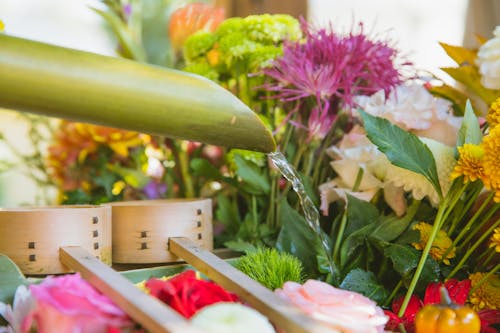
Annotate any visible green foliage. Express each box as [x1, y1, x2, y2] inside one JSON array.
[[0, 254, 28, 307], [456, 100, 482, 148], [235, 247, 304, 290], [340, 269, 389, 304], [276, 200, 320, 276], [359, 110, 442, 199]]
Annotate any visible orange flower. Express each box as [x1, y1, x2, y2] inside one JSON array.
[[481, 126, 500, 202], [168, 3, 225, 52], [451, 143, 486, 183], [487, 97, 500, 129], [46, 121, 148, 191]]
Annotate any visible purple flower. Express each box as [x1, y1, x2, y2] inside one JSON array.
[[262, 20, 406, 141], [143, 180, 167, 199]]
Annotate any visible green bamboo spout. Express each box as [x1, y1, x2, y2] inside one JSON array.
[[0, 34, 276, 152]]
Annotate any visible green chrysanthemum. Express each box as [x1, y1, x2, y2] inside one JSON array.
[[235, 248, 304, 290]]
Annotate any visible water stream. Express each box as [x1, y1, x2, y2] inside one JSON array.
[[268, 151, 335, 276]]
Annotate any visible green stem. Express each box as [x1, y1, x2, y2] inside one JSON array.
[[446, 183, 482, 235], [384, 280, 403, 307], [456, 200, 499, 253], [448, 191, 495, 257], [177, 143, 195, 198], [267, 173, 277, 229], [398, 199, 448, 317], [448, 216, 500, 278], [333, 211, 348, 264], [478, 248, 497, 270]]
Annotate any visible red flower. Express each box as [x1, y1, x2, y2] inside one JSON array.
[[145, 270, 240, 318], [385, 279, 471, 332], [478, 309, 500, 333]]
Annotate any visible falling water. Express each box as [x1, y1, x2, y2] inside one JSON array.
[[269, 151, 334, 275]]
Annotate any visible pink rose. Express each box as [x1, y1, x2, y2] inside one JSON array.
[[275, 280, 387, 333], [23, 273, 133, 333]]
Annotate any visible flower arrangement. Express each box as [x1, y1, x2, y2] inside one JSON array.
[[1, 1, 500, 332]]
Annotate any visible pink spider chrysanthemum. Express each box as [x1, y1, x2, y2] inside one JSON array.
[[262, 20, 406, 142]]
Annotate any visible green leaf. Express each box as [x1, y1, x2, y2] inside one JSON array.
[[276, 200, 319, 276], [418, 257, 440, 291], [340, 224, 376, 268], [359, 110, 442, 198], [340, 269, 389, 304], [224, 240, 258, 254], [457, 100, 482, 148], [370, 200, 419, 242], [384, 243, 420, 277], [191, 158, 238, 187], [0, 254, 28, 305], [344, 194, 379, 238], [91, 7, 147, 62], [215, 194, 241, 230], [233, 154, 270, 194]]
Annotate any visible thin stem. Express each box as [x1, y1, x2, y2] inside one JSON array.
[[448, 216, 500, 278], [398, 199, 448, 317], [384, 280, 403, 307], [456, 200, 499, 253], [447, 183, 482, 235], [333, 211, 348, 264], [477, 248, 497, 270], [176, 144, 194, 198]]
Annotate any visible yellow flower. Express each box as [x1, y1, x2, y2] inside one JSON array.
[[487, 97, 500, 128], [0, 20, 4, 32], [481, 126, 500, 202], [468, 272, 500, 311], [451, 144, 485, 183], [412, 222, 456, 265], [490, 228, 500, 253]]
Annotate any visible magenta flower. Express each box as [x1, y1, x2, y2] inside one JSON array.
[[23, 274, 133, 333], [262, 20, 405, 141]]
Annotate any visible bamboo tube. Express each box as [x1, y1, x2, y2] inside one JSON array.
[[0, 34, 275, 153]]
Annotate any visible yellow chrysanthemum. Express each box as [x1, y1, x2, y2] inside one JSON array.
[[481, 126, 500, 202], [412, 222, 456, 265], [451, 143, 485, 183], [490, 227, 500, 253], [468, 272, 500, 311], [487, 97, 500, 128], [0, 20, 4, 32]]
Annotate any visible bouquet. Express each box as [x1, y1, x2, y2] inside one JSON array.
[[0, 1, 499, 332]]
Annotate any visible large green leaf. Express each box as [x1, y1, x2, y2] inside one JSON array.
[[0, 254, 28, 305], [370, 201, 419, 242], [457, 100, 482, 148], [340, 224, 376, 268], [344, 194, 379, 238], [340, 269, 389, 304], [233, 154, 270, 195], [276, 200, 319, 276], [384, 243, 420, 277], [359, 110, 442, 198]]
